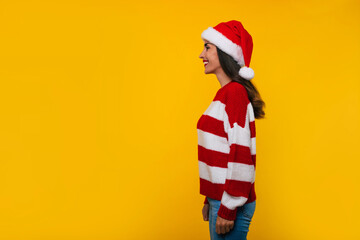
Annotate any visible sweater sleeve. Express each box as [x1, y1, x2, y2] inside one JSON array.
[[217, 88, 255, 221], [204, 196, 209, 204]]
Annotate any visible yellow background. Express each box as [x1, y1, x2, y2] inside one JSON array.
[[0, 0, 359, 239]]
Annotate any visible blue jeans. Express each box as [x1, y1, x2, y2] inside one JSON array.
[[207, 197, 256, 240]]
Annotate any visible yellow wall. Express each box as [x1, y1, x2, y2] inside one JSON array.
[[0, 0, 359, 239]]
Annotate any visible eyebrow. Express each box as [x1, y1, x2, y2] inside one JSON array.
[[204, 43, 211, 47]]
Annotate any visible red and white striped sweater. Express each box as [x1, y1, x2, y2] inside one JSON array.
[[197, 81, 256, 221]]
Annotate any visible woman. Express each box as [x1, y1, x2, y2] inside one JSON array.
[[197, 20, 265, 240]]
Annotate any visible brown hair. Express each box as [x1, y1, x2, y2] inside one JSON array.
[[216, 47, 266, 119]]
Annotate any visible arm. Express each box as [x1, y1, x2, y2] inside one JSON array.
[[217, 90, 255, 221]]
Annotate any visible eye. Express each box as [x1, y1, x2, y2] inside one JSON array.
[[204, 43, 210, 50]]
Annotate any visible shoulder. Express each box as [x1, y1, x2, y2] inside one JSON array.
[[225, 81, 248, 98], [219, 82, 250, 128], [215, 81, 249, 105]]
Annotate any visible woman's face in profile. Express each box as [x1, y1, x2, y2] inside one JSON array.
[[199, 40, 222, 75]]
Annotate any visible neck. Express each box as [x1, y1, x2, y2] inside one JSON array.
[[215, 70, 232, 88]]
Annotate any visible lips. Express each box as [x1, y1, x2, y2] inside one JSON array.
[[203, 60, 209, 66]]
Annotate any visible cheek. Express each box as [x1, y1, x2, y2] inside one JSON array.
[[209, 52, 219, 65], [209, 56, 220, 67]]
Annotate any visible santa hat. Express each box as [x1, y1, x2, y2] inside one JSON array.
[[201, 20, 255, 81]]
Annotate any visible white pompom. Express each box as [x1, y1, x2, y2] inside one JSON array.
[[239, 66, 255, 80]]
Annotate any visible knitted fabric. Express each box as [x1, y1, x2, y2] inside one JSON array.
[[197, 81, 256, 221]]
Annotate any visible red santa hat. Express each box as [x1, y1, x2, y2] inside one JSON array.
[[201, 20, 255, 81]]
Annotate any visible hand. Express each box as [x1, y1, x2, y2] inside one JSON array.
[[216, 216, 234, 234], [202, 204, 209, 221]]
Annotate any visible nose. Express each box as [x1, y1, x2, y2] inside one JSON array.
[[199, 48, 205, 59]]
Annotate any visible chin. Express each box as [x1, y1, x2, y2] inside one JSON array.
[[204, 69, 214, 74]]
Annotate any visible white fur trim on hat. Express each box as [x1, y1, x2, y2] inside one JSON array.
[[239, 66, 254, 80], [201, 27, 245, 67]]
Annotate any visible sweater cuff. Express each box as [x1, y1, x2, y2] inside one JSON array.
[[217, 203, 237, 221], [204, 197, 209, 204]]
